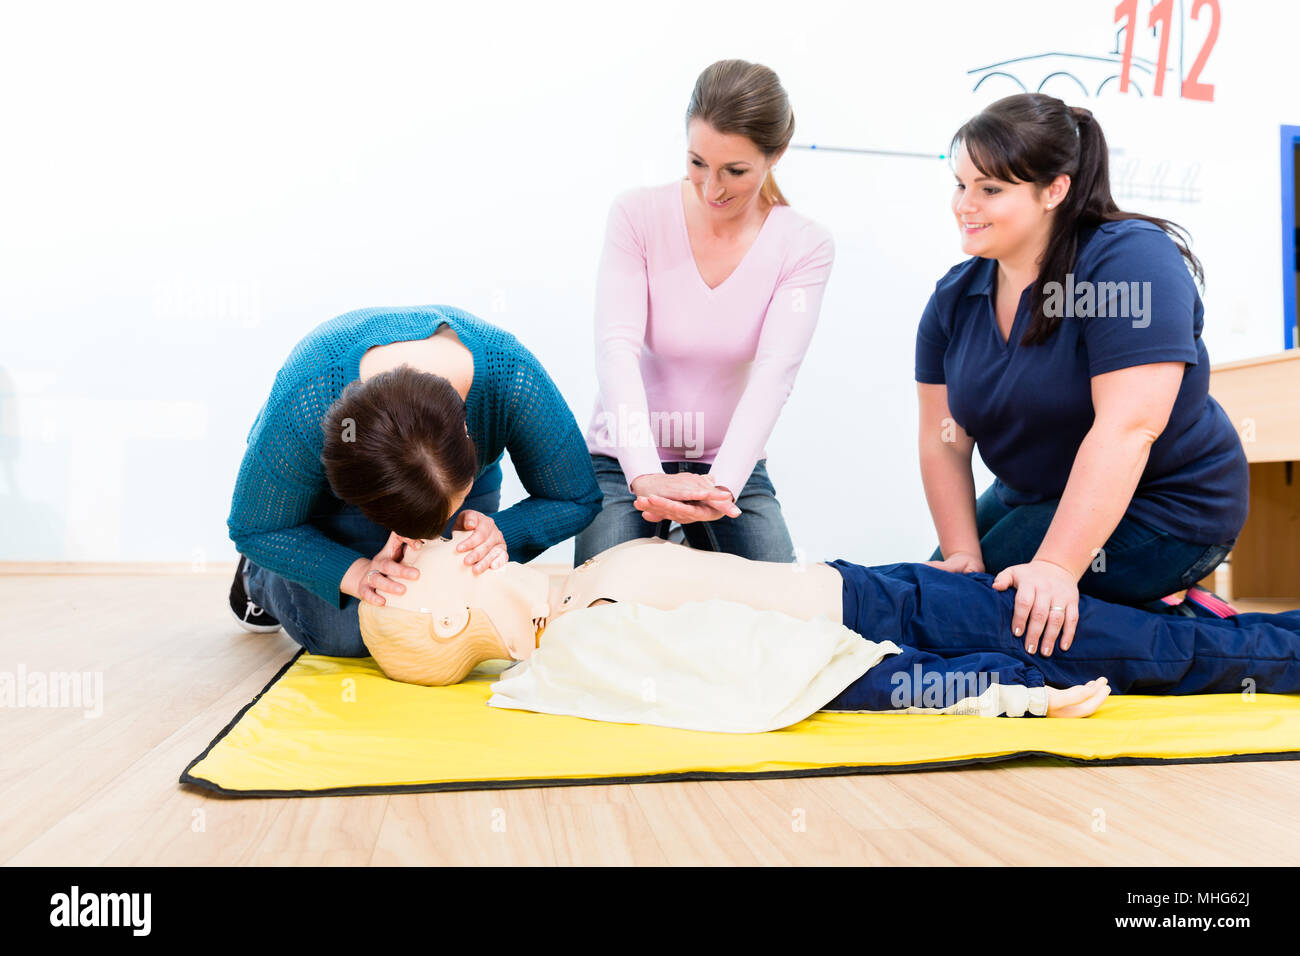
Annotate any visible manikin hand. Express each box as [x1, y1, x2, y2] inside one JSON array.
[[924, 550, 985, 575], [630, 472, 740, 525], [453, 509, 507, 573], [1046, 678, 1111, 717], [992, 559, 1080, 656]]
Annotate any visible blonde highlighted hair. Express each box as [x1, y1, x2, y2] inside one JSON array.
[[358, 603, 507, 686]]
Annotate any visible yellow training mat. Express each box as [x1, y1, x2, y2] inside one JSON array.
[[180, 651, 1300, 796]]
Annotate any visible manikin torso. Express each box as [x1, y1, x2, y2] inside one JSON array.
[[545, 537, 843, 628]]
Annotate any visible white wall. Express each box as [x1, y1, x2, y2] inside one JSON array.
[[1, 0, 1294, 567]]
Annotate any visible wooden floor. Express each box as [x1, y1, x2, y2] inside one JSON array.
[[2, 569, 1298, 866]]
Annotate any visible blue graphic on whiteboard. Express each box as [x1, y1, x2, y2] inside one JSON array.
[[967, 51, 1169, 98]]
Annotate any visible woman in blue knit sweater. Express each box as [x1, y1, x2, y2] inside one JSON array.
[[226, 305, 602, 657]]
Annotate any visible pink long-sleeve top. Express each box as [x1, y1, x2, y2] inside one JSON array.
[[585, 180, 835, 496]]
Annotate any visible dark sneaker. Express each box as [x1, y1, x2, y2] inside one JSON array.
[[229, 555, 282, 633], [1155, 585, 1238, 619], [1183, 585, 1239, 618], [1153, 594, 1198, 617]]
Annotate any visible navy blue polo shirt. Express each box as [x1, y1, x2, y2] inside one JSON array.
[[915, 218, 1248, 546]]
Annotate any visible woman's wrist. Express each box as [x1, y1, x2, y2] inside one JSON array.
[[628, 473, 659, 495], [340, 556, 370, 600], [1031, 552, 1086, 582]]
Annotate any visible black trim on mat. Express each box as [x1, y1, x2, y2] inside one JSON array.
[[179, 652, 1300, 799], [179, 648, 306, 785]]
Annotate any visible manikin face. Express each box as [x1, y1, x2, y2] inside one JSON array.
[[685, 118, 780, 217], [950, 140, 1068, 265], [383, 530, 552, 660]]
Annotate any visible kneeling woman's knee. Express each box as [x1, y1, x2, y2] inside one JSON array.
[[286, 615, 369, 658]]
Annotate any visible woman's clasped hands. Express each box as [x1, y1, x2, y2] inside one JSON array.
[[630, 472, 741, 524]]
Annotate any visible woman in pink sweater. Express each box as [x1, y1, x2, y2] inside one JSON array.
[[576, 59, 835, 564]]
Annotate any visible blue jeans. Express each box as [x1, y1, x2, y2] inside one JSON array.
[[927, 481, 1234, 609], [244, 465, 503, 658], [574, 454, 795, 564]]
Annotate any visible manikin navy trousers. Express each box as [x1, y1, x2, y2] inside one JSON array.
[[824, 561, 1300, 715]]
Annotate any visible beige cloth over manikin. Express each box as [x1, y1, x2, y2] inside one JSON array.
[[487, 599, 901, 734]]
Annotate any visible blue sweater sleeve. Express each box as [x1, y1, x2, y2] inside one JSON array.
[[226, 379, 362, 610], [489, 352, 602, 561]]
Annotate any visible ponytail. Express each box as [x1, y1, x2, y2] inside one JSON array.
[[759, 169, 789, 206]]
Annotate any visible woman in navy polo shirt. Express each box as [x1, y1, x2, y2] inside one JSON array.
[[916, 93, 1248, 659]]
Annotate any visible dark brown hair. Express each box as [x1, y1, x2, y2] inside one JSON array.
[[320, 365, 478, 538], [686, 59, 795, 206], [952, 93, 1203, 346]]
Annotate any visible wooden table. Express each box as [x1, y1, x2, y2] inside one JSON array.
[[1207, 350, 1300, 601]]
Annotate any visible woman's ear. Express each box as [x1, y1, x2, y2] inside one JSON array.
[[1047, 173, 1071, 208], [431, 606, 470, 639]]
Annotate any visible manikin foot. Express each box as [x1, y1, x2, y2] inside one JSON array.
[[1045, 677, 1111, 717]]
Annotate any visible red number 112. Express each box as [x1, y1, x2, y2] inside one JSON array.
[[1114, 0, 1219, 102]]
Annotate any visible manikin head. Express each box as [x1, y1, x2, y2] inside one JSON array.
[[357, 530, 552, 686]]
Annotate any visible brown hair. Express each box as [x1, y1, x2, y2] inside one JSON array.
[[686, 59, 795, 206], [320, 365, 478, 538], [952, 93, 1203, 346]]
